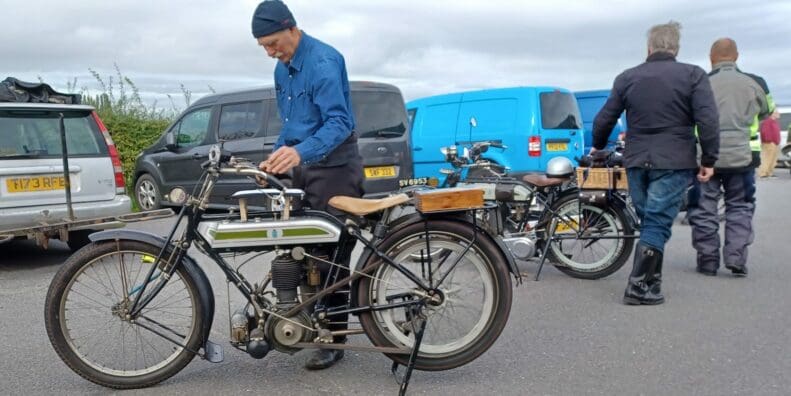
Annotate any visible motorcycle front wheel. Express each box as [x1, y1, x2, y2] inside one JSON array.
[[356, 218, 513, 371], [44, 240, 205, 389]]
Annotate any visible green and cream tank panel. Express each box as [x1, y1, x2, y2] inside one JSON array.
[[197, 217, 341, 248]]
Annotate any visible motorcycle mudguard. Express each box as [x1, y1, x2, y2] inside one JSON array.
[[607, 193, 640, 232], [89, 229, 216, 351], [558, 188, 640, 232], [349, 213, 521, 310]]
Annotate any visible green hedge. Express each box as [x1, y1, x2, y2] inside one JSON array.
[[99, 113, 171, 201], [81, 69, 189, 210], [55, 68, 193, 210]]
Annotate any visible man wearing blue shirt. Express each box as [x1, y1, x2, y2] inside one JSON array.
[[252, 0, 363, 370]]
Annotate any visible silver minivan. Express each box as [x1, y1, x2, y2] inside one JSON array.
[[0, 103, 132, 249]]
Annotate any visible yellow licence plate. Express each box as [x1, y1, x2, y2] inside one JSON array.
[[547, 143, 568, 151], [555, 216, 579, 233], [6, 175, 66, 193], [364, 166, 396, 179]]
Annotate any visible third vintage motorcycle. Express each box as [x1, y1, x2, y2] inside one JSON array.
[[438, 139, 638, 280]]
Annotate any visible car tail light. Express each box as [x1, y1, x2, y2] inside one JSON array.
[[92, 111, 126, 194], [528, 136, 541, 157]]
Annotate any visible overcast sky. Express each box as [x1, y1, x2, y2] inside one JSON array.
[[2, 0, 789, 110]]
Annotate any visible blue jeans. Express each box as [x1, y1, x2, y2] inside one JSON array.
[[627, 168, 695, 252]]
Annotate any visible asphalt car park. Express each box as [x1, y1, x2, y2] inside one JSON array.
[[2, 170, 790, 395]]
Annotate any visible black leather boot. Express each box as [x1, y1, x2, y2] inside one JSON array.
[[623, 243, 665, 305], [304, 348, 345, 370], [725, 263, 748, 277], [696, 253, 718, 276], [644, 248, 664, 304]]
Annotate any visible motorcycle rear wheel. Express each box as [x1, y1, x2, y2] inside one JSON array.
[[543, 193, 635, 279], [357, 219, 512, 371]]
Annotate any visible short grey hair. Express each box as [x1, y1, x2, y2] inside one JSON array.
[[647, 21, 681, 55]]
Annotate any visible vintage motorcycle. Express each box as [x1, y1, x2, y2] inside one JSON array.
[[439, 140, 638, 280], [44, 145, 518, 395]]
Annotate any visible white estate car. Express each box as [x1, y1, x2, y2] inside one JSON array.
[[0, 103, 131, 249]]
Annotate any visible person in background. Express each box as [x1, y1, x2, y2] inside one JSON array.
[[592, 21, 719, 305], [758, 110, 781, 178], [687, 38, 774, 278], [251, 0, 364, 370]]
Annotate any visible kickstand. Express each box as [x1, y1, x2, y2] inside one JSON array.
[[391, 309, 427, 396], [535, 226, 557, 281]]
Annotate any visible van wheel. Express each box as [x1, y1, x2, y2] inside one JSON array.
[[135, 174, 162, 211], [67, 230, 93, 251]]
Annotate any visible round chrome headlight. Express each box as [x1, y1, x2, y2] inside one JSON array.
[[208, 144, 223, 165], [167, 187, 188, 205]]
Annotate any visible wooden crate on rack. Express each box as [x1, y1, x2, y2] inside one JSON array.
[[414, 187, 485, 213], [576, 167, 628, 190]]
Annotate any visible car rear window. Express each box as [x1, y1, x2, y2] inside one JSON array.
[[540, 91, 582, 130], [351, 91, 408, 139], [0, 110, 106, 159]]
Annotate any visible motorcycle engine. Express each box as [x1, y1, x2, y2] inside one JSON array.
[[264, 311, 314, 354], [503, 235, 537, 260], [271, 253, 304, 307], [266, 253, 316, 353]]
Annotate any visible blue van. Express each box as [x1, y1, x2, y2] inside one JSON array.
[[406, 86, 585, 180], [574, 89, 627, 153]]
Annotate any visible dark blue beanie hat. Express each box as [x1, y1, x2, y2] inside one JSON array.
[[251, 1, 296, 38]]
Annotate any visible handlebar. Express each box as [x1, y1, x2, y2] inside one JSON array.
[[219, 163, 288, 191]]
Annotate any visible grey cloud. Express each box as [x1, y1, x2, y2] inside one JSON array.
[[1, 0, 789, 107]]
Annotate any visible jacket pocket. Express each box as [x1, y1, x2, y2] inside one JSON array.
[[717, 130, 752, 168]]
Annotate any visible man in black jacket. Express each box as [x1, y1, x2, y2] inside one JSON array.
[[592, 21, 719, 305]]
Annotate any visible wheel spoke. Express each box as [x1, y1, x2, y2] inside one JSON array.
[[53, 247, 198, 380], [369, 230, 496, 356]]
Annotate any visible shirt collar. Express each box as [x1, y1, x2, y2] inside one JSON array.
[[712, 61, 738, 71], [646, 51, 676, 62], [287, 31, 310, 72]]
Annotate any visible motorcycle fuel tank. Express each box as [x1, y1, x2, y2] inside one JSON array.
[[197, 217, 341, 249]]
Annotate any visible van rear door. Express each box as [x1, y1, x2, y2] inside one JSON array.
[[537, 90, 584, 169], [353, 86, 413, 197], [574, 90, 627, 152]]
